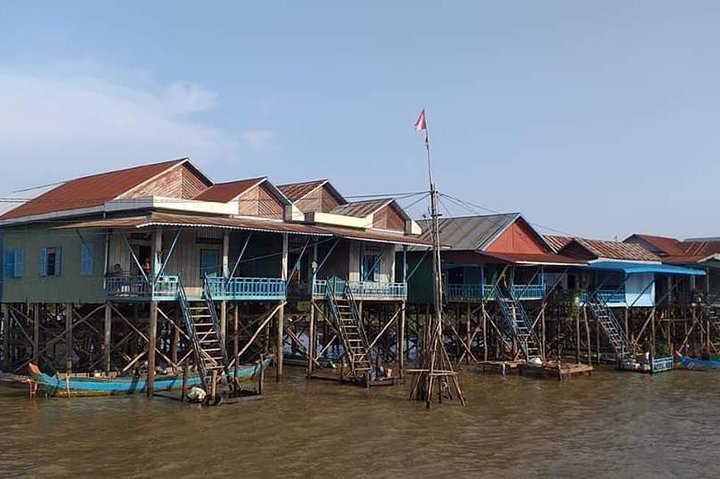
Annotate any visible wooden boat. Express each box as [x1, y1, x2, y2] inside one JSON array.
[[676, 352, 720, 370], [27, 357, 272, 398]]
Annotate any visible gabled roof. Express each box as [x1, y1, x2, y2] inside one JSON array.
[[0, 158, 208, 221], [331, 198, 398, 218], [566, 238, 660, 262], [624, 234, 687, 257], [544, 235, 573, 254], [277, 179, 346, 204], [415, 213, 552, 252], [193, 177, 266, 202], [682, 240, 720, 257]]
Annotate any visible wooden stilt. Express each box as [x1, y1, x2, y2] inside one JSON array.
[[308, 300, 315, 377], [104, 302, 112, 373], [147, 301, 158, 398], [399, 301, 406, 378], [65, 303, 73, 374], [33, 304, 40, 365], [1, 304, 9, 368]]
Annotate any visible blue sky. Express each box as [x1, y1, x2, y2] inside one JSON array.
[[1, 1, 719, 239]]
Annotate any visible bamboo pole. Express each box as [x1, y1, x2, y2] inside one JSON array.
[[104, 302, 112, 374], [147, 302, 158, 398], [33, 304, 40, 365]]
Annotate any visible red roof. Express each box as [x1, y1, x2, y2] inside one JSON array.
[[443, 250, 585, 266], [193, 178, 265, 202], [682, 240, 720, 257], [626, 234, 687, 256], [544, 235, 573, 253], [0, 158, 189, 220], [574, 238, 660, 261], [277, 180, 327, 202]]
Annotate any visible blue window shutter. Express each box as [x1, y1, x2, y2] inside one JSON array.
[[4, 251, 14, 278], [80, 244, 93, 276], [14, 250, 24, 278], [54, 247, 62, 276], [39, 248, 47, 277]]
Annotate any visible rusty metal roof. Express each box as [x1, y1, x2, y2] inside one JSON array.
[[0, 158, 197, 221], [573, 238, 660, 262], [443, 250, 586, 266], [277, 180, 327, 201], [331, 199, 393, 218], [57, 212, 330, 236], [193, 177, 266, 202], [624, 234, 688, 257], [315, 225, 431, 246], [544, 235, 573, 254]]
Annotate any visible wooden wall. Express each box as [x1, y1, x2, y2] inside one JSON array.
[[237, 183, 284, 219], [372, 204, 405, 232], [296, 185, 343, 213], [485, 221, 546, 254], [123, 163, 210, 200]]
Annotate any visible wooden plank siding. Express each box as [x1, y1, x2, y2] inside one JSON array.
[[484, 221, 547, 254], [237, 183, 284, 219], [120, 163, 210, 200], [296, 185, 343, 213], [372, 204, 406, 232]]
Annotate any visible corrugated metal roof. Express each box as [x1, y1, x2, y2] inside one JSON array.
[[56, 212, 429, 246], [56, 212, 330, 236], [625, 234, 687, 256], [331, 199, 393, 218], [193, 178, 265, 202], [682, 240, 720, 257], [587, 261, 705, 276], [544, 235, 573, 254], [416, 214, 520, 251], [0, 158, 193, 220], [575, 238, 660, 261], [277, 180, 327, 201]]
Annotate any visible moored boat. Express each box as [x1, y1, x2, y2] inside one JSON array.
[[27, 357, 272, 398], [675, 352, 720, 370]]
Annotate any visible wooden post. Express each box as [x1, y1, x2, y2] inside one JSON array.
[[147, 301, 158, 398], [33, 304, 40, 364], [233, 305, 239, 363], [277, 233, 288, 382], [220, 300, 227, 343], [576, 308, 581, 363], [482, 302, 488, 361], [651, 310, 657, 356], [399, 301, 406, 377], [541, 307, 546, 360], [104, 302, 112, 373], [181, 359, 189, 403], [584, 307, 592, 366], [308, 300, 315, 377], [465, 302, 471, 364], [65, 303, 73, 374], [1, 304, 9, 368], [171, 307, 180, 365]]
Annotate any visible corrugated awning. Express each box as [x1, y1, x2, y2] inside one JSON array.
[[587, 261, 706, 276], [441, 250, 586, 266], [55, 212, 431, 246], [55, 213, 331, 236]]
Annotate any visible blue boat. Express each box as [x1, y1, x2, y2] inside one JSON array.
[[676, 352, 720, 370], [28, 358, 272, 397]]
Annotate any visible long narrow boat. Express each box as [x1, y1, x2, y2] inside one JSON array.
[[675, 352, 720, 370], [27, 358, 272, 398]]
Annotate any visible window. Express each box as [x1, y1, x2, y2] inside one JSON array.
[[361, 254, 381, 282], [39, 247, 62, 277], [200, 249, 220, 278], [3, 249, 25, 278], [80, 243, 94, 276]]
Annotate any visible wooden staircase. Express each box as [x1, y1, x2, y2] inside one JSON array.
[[177, 279, 235, 399], [586, 293, 633, 359], [495, 284, 541, 360], [325, 279, 373, 383]]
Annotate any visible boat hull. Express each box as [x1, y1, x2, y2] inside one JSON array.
[[29, 358, 272, 398], [676, 353, 720, 370]]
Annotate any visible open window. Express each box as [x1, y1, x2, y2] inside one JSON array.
[[39, 247, 62, 277]]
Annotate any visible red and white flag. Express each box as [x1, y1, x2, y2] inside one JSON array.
[[414, 109, 427, 131]]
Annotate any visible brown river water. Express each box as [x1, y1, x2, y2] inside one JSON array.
[[1, 366, 719, 478]]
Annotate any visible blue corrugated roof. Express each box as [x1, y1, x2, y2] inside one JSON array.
[[587, 261, 706, 276]]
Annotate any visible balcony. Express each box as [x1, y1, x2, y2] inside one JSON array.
[[106, 275, 179, 302], [444, 283, 546, 301], [289, 279, 407, 300], [579, 290, 626, 306], [205, 276, 286, 301]]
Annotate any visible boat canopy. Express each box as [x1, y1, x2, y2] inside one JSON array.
[[586, 261, 706, 276]]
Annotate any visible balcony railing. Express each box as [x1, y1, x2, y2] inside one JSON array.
[[105, 275, 179, 301], [205, 276, 286, 301], [289, 279, 407, 300], [444, 283, 546, 301], [580, 290, 626, 305]]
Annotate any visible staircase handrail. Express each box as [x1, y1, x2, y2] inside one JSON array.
[[203, 275, 232, 370], [494, 283, 540, 358], [586, 291, 633, 356], [345, 283, 372, 360], [177, 278, 210, 389]]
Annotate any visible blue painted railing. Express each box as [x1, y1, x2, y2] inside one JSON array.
[[311, 279, 407, 299], [205, 276, 286, 301], [105, 275, 179, 301], [651, 356, 674, 373], [580, 290, 626, 305], [445, 283, 546, 301]]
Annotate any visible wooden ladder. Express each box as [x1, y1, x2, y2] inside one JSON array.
[[495, 284, 541, 359], [586, 294, 633, 359]]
